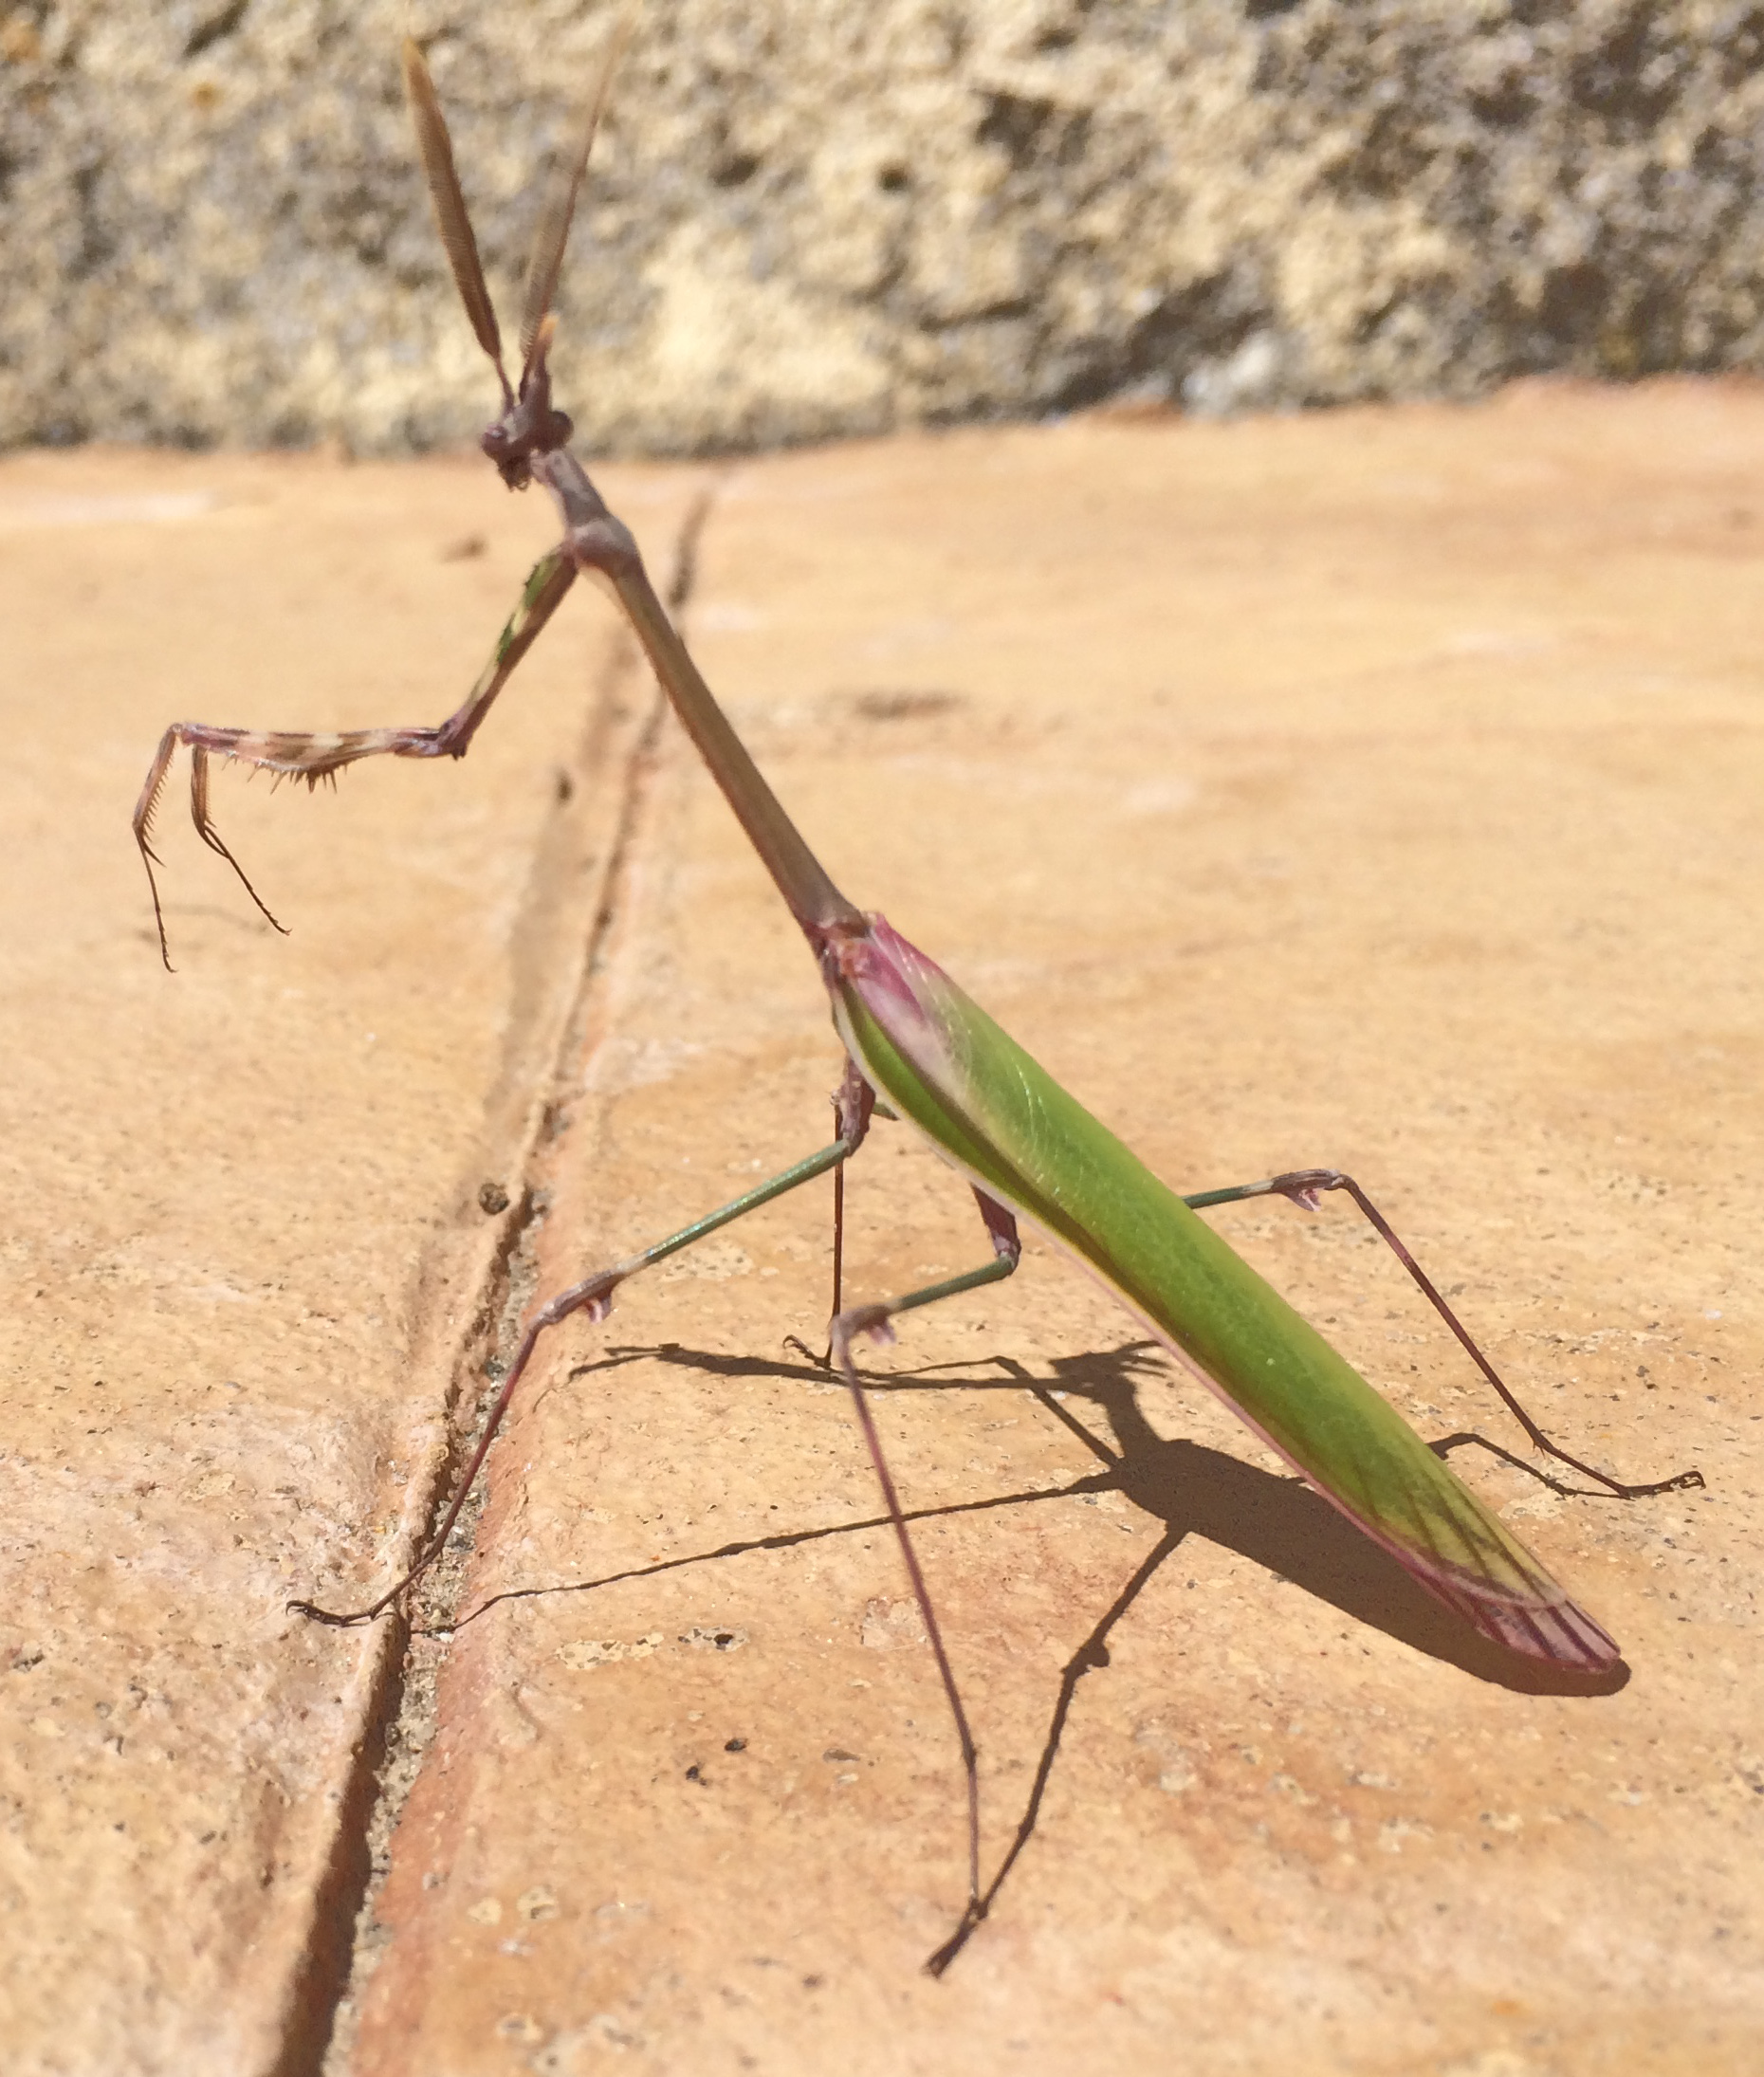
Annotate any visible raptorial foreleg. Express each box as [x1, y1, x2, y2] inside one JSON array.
[[134, 547, 576, 966]]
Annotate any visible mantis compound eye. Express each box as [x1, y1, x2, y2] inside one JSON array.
[[480, 424, 532, 489]]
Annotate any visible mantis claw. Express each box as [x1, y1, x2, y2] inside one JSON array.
[[190, 747, 290, 938]]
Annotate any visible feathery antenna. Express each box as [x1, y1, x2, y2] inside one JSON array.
[[519, 9, 634, 388], [402, 37, 512, 404]]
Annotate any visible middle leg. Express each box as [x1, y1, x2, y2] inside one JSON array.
[[290, 1066, 875, 1627]]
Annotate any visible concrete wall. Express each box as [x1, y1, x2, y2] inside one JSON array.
[[4, 0, 1763, 453]]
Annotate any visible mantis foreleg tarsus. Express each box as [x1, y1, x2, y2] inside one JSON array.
[[143, 29, 1704, 1968]]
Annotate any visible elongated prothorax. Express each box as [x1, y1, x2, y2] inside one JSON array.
[[533, 445, 864, 938]]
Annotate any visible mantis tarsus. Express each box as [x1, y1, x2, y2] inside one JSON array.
[[133, 30, 1703, 1974]]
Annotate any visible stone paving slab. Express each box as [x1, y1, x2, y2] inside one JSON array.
[[6, 385, 1762, 2077], [340, 387, 1760, 2074], [0, 447, 701, 2076]]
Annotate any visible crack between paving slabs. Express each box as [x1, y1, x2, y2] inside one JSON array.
[[268, 482, 723, 2077]]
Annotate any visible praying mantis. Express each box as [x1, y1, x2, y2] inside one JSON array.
[[132, 29, 1701, 1971]]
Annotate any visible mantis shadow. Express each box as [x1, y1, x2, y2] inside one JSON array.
[[455, 1333, 1628, 1965]]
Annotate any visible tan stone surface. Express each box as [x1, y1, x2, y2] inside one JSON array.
[[0, 446, 701, 2074], [6, 388, 1762, 2077], [335, 386, 1759, 2074]]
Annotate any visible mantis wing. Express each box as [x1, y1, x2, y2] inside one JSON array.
[[820, 913, 1619, 1674]]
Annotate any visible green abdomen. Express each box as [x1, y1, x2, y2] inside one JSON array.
[[836, 968, 1547, 1599]]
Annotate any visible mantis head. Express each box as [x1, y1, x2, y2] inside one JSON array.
[[480, 316, 575, 491]]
